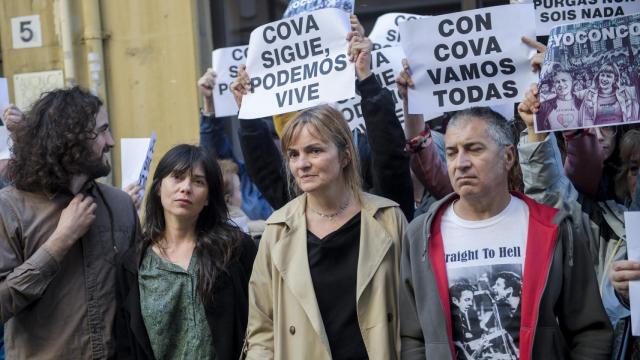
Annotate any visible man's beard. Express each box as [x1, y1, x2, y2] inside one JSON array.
[[81, 152, 111, 179]]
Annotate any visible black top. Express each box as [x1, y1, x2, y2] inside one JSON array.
[[307, 213, 368, 360]]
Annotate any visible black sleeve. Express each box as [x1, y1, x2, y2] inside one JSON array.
[[238, 118, 290, 210], [113, 250, 138, 360], [238, 233, 258, 277], [358, 75, 414, 220], [559, 221, 613, 359]]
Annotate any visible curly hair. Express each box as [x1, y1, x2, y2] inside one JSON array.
[[8, 87, 103, 193]]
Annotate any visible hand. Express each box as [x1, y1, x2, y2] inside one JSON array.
[[522, 36, 546, 73], [347, 31, 373, 81], [518, 83, 547, 142], [2, 104, 24, 131], [350, 14, 365, 36], [396, 58, 415, 106], [124, 182, 143, 210], [517, 83, 540, 129], [45, 194, 97, 261], [230, 64, 251, 107], [610, 260, 640, 299], [198, 68, 217, 113]]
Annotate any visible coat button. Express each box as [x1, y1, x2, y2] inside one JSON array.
[[387, 313, 393, 322], [289, 325, 296, 335]]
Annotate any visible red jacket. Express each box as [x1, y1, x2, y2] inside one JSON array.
[[400, 192, 612, 360]]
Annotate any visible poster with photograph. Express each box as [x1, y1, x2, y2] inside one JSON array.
[[336, 46, 405, 132], [283, 0, 354, 18], [212, 45, 248, 117], [239, 8, 354, 119], [369, 13, 424, 50], [399, 4, 537, 115], [517, 0, 640, 36], [535, 13, 640, 133]]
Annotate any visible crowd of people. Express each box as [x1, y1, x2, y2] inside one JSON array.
[[0, 9, 639, 360]]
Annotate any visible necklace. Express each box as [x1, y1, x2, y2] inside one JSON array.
[[308, 197, 350, 221]]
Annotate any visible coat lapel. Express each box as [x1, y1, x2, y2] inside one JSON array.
[[269, 195, 331, 353], [356, 201, 393, 302]]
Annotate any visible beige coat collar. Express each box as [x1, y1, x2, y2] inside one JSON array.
[[265, 192, 398, 353]]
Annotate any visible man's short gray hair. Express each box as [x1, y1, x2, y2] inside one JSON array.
[[447, 107, 513, 148]]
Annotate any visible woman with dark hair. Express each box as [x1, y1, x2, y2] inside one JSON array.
[[115, 144, 257, 360]]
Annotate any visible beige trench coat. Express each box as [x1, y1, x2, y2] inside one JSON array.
[[243, 192, 406, 360]]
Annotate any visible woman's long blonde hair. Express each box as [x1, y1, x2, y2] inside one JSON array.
[[280, 105, 362, 204]]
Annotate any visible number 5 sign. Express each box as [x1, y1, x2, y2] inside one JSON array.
[[11, 15, 43, 49]]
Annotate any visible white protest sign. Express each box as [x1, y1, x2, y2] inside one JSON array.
[[121, 132, 156, 201], [337, 46, 406, 132], [491, 103, 516, 120], [625, 211, 640, 335], [212, 45, 248, 117], [283, 0, 354, 18], [369, 13, 424, 50], [239, 8, 355, 119], [0, 78, 10, 160], [121, 138, 150, 188], [534, 13, 640, 133], [400, 4, 537, 115], [518, 0, 640, 36]]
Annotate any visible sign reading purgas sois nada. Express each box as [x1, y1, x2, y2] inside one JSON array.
[[239, 8, 355, 119], [518, 0, 640, 36], [399, 4, 537, 115], [369, 13, 424, 50], [283, 0, 354, 18], [337, 46, 406, 132], [212, 45, 248, 117]]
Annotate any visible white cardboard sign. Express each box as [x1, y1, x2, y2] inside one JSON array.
[[518, 0, 640, 36], [337, 46, 406, 132], [400, 4, 537, 115], [369, 13, 424, 50], [212, 45, 248, 117], [239, 8, 355, 119], [121, 132, 156, 201]]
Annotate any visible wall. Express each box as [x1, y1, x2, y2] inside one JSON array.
[[0, 0, 204, 187]]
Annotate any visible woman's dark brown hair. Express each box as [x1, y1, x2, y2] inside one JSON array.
[[142, 144, 242, 305], [7, 87, 102, 193]]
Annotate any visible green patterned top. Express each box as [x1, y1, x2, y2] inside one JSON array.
[[139, 247, 216, 360]]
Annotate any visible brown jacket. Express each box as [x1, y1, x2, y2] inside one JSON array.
[[0, 182, 139, 359], [243, 192, 406, 359]]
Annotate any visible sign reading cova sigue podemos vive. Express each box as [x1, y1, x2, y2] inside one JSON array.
[[399, 4, 537, 115], [239, 8, 354, 119]]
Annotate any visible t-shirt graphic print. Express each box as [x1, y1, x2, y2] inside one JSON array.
[[441, 196, 529, 360]]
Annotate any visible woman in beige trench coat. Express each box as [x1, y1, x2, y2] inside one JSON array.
[[241, 103, 407, 360]]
